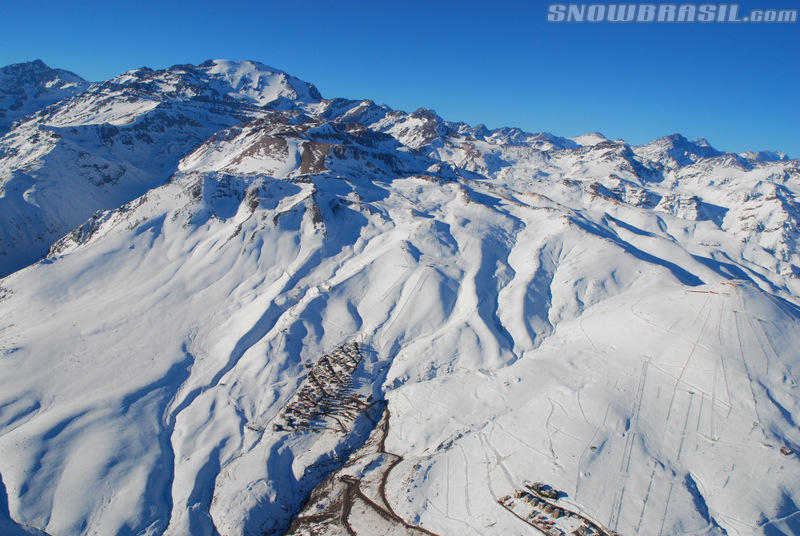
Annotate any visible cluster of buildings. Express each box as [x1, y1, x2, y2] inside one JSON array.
[[273, 342, 369, 433], [499, 493, 567, 536], [498, 482, 611, 536]]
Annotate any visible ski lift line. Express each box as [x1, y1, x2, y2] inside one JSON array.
[[615, 359, 648, 492], [715, 299, 734, 411], [716, 294, 726, 346], [732, 308, 767, 440], [446, 447, 452, 516], [755, 318, 799, 386], [457, 443, 475, 520], [644, 361, 732, 413], [634, 467, 656, 535], [665, 299, 713, 424], [655, 482, 673, 536], [622, 358, 649, 473], [628, 297, 708, 350], [744, 313, 772, 375], [695, 392, 706, 434], [608, 475, 628, 529], [675, 391, 695, 462], [710, 359, 720, 441]]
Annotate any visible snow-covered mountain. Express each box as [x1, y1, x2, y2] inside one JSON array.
[[0, 60, 798, 536], [0, 59, 324, 277], [0, 60, 89, 136]]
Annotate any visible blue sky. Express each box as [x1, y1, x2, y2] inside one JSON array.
[[1, 0, 798, 156]]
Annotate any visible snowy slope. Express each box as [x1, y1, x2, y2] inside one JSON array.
[[0, 60, 323, 277], [0, 60, 799, 536]]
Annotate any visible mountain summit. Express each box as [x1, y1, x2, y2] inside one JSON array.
[[105, 59, 323, 109], [0, 59, 88, 134], [0, 60, 799, 536]]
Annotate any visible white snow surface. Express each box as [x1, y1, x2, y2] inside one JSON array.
[[0, 60, 799, 536], [571, 132, 610, 147]]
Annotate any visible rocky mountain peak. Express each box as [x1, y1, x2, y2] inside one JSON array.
[[0, 59, 88, 133]]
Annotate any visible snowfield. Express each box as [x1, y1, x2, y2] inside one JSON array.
[[0, 59, 798, 536]]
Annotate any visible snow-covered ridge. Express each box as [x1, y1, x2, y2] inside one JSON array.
[[0, 59, 799, 536], [1, 59, 796, 280], [103, 59, 322, 111], [0, 59, 88, 134], [0, 59, 329, 277]]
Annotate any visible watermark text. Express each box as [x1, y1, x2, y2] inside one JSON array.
[[547, 4, 798, 23]]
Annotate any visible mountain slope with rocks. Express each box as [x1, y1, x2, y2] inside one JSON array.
[[0, 59, 798, 536]]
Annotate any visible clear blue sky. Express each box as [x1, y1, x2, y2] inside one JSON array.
[[1, 0, 798, 156]]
